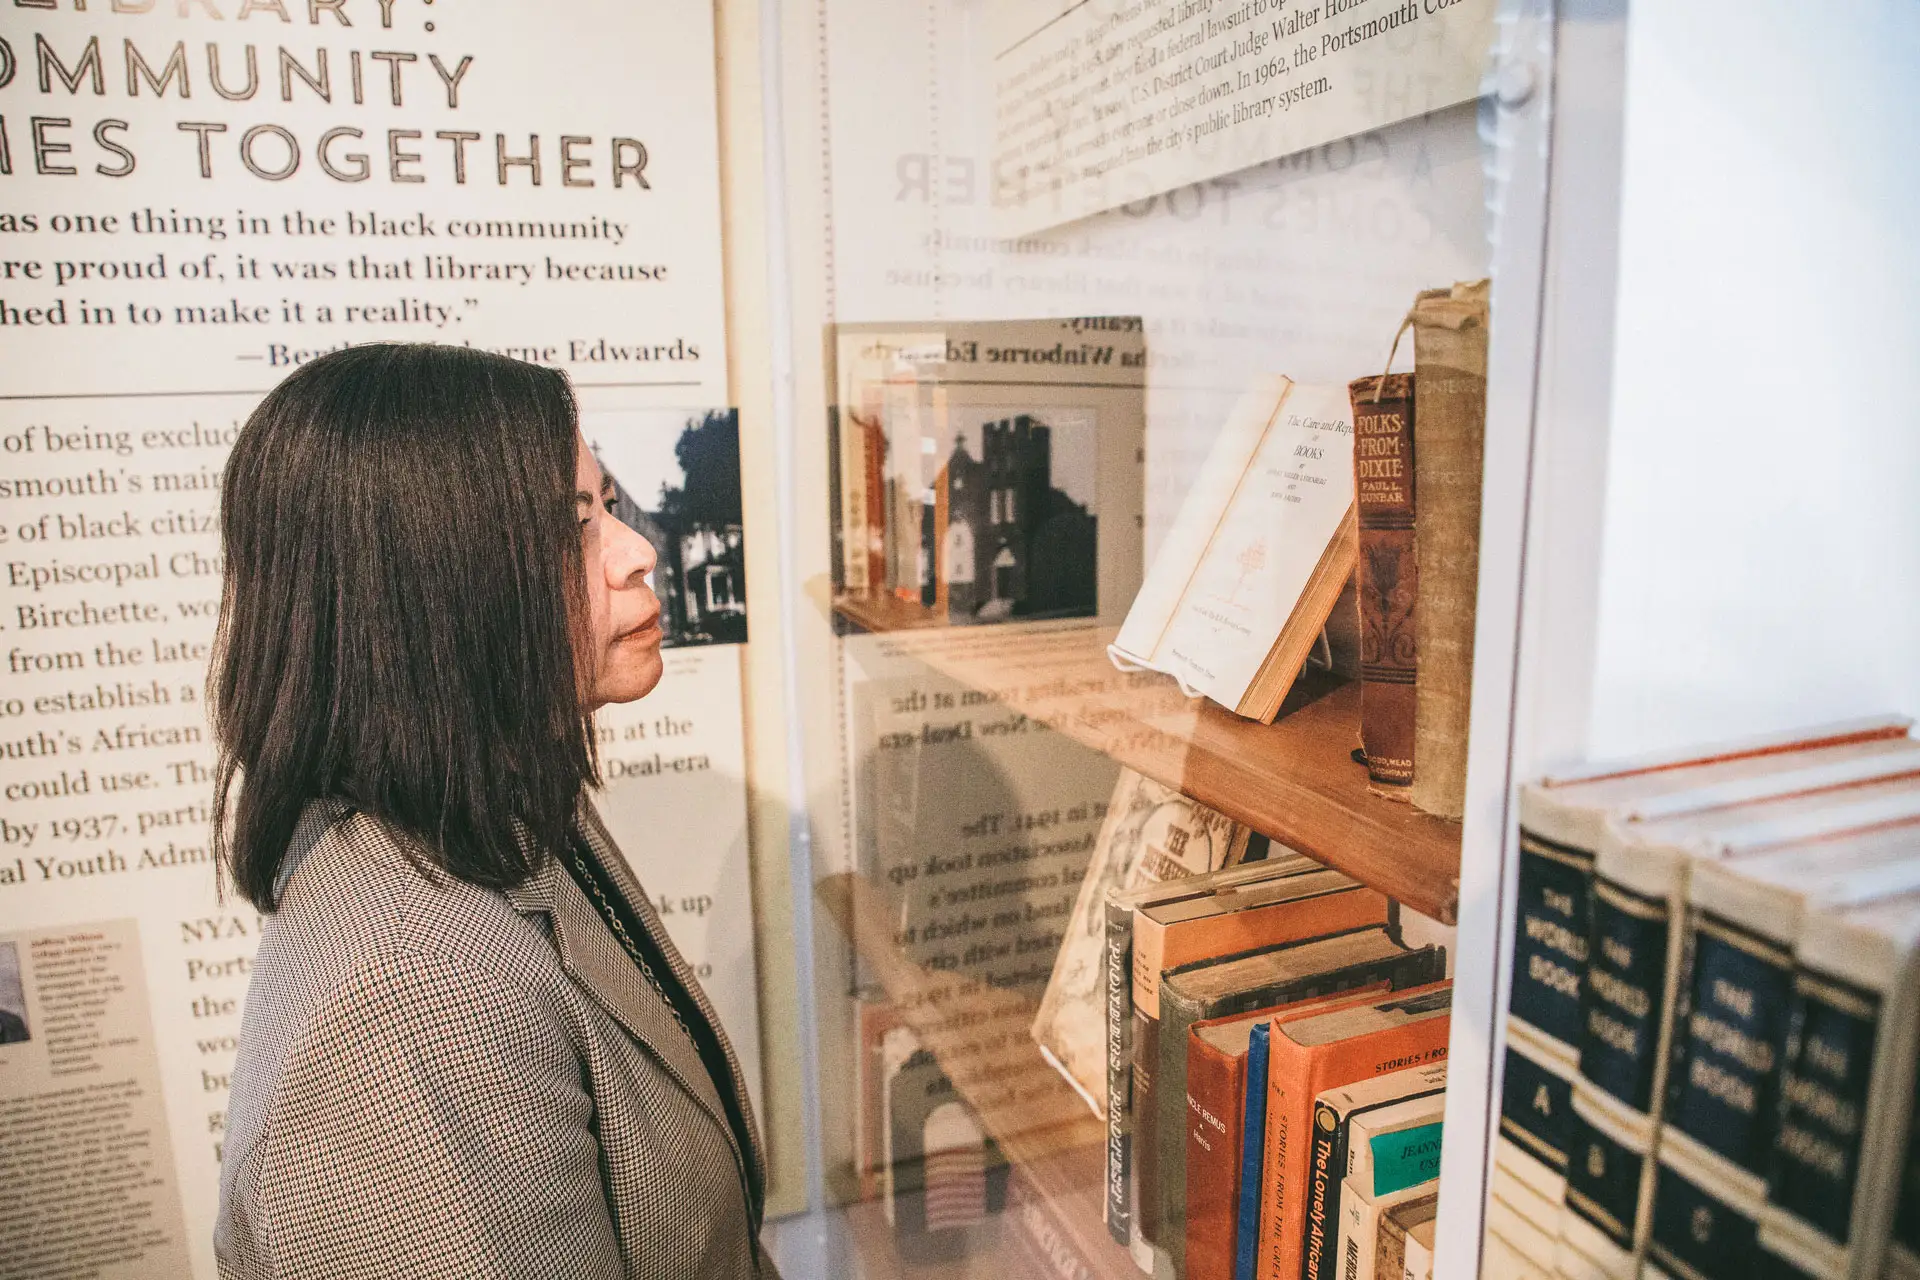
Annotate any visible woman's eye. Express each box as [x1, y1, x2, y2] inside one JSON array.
[[603, 498, 618, 515]]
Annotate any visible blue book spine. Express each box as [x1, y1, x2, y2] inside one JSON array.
[[1646, 910, 1796, 1280], [1757, 966, 1882, 1279], [1233, 1021, 1272, 1280], [1498, 829, 1593, 1180], [1564, 872, 1674, 1256]]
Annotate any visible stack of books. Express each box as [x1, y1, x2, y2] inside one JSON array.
[[1486, 715, 1920, 1280], [1074, 851, 1453, 1280]]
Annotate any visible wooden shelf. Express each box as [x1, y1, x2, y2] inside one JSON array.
[[835, 593, 948, 632], [832, 619, 1463, 924]]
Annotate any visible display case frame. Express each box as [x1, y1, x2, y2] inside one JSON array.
[[753, 1, 1637, 1275]]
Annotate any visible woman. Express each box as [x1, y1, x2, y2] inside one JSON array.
[[212, 344, 773, 1279]]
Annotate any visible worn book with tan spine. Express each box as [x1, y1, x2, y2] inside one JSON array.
[[1406, 280, 1489, 820]]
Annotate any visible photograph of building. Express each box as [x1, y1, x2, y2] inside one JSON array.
[[586, 408, 749, 648], [938, 410, 1098, 624]]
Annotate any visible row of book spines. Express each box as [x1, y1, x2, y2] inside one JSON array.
[[1259, 1014, 1451, 1280], [1170, 963, 1448, 1279], [1102, 881, 1395, 1249], [1180, 1000, 1451, 1280], [1492, 829, 1918, 1279], [1182, 1059, 1443, 1280], [1117, 973, 1450, 1279]]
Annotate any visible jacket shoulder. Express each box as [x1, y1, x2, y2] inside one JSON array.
[[272, 807, 554, 978]]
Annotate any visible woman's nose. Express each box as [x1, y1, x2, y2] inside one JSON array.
[[608, 521, 657, 586]]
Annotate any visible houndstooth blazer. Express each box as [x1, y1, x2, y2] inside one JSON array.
[[216, 798, 775, 1280]]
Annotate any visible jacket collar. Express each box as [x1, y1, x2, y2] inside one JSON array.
[[505, 800, 766, 1212], [275, 797, 357, 900]]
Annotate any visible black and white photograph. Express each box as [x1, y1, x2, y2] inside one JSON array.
[[938, 406, 1099, 625], [840, 396, 1103, 625], [584, 409, 750, 648], [0, 942, 29, 1045]]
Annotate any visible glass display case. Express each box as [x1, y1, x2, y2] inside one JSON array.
[[767, 2, 1558, 1276]]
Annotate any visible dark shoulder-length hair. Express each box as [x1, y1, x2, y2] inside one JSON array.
[[212, 343, 596, 910]]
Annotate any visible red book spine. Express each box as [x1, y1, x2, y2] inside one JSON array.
[[1186, 1034, 1249, 1280], [1347, 373, 1417, 793]]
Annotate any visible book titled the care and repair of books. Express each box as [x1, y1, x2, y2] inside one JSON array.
[[1108, 375, 1357, 723]]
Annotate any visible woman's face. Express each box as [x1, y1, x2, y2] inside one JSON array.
[[575, 434, 663, 708]]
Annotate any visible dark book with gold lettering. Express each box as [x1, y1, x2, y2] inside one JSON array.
[[1483, 718, 1914, 1275], [1646, 817, 1920, 1280], [1754, 892, 1920, 1280], [1556, 762, 1920, 1280], [1346, 373, 1417, 797]]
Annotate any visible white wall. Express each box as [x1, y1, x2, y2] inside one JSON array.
[[1585, 1, 1920, 757]]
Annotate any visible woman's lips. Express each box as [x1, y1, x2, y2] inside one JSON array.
[[615, 614, 661, 643]]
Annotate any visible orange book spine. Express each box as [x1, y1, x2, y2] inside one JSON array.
[[1255, 983, 1453, 1280]]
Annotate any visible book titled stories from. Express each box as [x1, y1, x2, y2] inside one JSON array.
[[1258, 982, 1453, 1280]]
